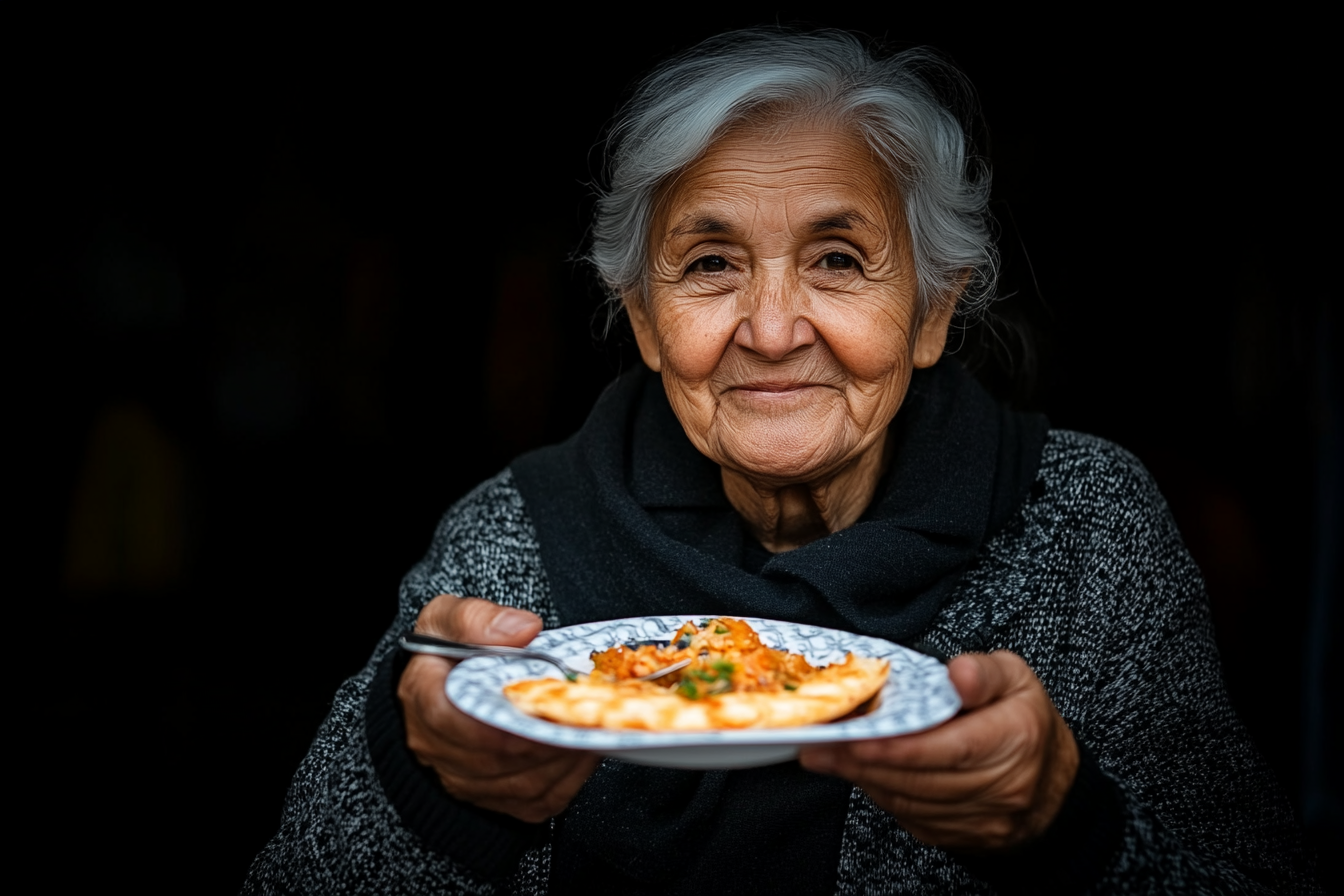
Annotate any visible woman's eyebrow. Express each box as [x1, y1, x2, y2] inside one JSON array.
[[807, 211, 872, 233], [668, 215, 735, 238]]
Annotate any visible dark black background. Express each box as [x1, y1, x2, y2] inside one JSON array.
[[33, 10, 1338, 892]]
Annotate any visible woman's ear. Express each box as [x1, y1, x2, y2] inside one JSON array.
[[624, 293, 662, 372], [911, 276, 967, 369], [912, 300, 956, 368]]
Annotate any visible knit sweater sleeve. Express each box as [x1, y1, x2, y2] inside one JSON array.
[[975, 431, 1319, 894], [836, 431, 1319, 894], [1049, 435, 1318, 893], [241, 471, 560, 895]]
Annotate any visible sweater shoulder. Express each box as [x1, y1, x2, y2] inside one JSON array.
[[978, 428, 1185, 566], [432, 468, 535, 543], [1024, 429, 1189, 562], [398, 469, 559, 627], [1036, 429, 1168, 509], [934, 428, 1203, 661]]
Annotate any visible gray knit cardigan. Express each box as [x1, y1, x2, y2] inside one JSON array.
[[243, 430, 1319, 894]]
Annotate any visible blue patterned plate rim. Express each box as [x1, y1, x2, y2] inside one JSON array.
[[445, 614, 961, 752]]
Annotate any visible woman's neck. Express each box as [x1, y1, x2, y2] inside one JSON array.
[[720, 432, 891, 553]]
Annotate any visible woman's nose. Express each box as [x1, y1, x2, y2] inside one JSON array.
[[733, 279, 816, 360]]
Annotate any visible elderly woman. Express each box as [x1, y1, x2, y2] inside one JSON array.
[[245, 30, 1317, 895]]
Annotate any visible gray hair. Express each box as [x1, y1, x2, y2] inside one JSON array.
[[588, 29, 997, 324]]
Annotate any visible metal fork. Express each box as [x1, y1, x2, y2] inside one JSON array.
[[399, 631, 691, 682]]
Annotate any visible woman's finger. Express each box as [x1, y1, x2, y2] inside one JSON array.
[[834, 702, 1047, 772], [800, 650, 1080, 851], [402, 657, 563, 768], [397, 597, 600, 823], [817, 752, 1032, 805], [415, 593, 543, 647], [440, 751, 599, 821], [946, 651, 1032, 710]]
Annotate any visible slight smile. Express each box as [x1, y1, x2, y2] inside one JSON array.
[[725, 382, 832, 403]]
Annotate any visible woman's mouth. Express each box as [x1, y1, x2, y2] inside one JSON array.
[[727, 382, 827, 406], [739, 381, 802, 391]]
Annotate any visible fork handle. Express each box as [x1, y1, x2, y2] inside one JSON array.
[[398, 632, 578, 679], [400, 631, 532, 659]]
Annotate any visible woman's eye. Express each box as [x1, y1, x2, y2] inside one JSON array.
[[687, 255, 729, 274], [818, 252, 857, 270]]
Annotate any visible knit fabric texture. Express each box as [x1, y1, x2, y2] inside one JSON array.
[[242, 431, 1319, 894]]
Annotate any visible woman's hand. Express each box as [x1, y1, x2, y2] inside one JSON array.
[[397, 594, 600, 823], [798, 651, 1079, 851]]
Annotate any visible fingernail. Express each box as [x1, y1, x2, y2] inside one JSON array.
[[487, 610, 535, 641]]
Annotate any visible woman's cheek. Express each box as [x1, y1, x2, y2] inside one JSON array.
[[658, 308, 738, 383], [816, 311, 912, 384]]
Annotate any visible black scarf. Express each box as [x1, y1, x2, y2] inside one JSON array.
[[510, 360, 1047, 893]]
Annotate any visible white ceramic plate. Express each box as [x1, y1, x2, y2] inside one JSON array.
[[446, 615, 960, 769]]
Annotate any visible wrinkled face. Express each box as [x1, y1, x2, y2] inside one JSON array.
[[626, 121, 955, 485]]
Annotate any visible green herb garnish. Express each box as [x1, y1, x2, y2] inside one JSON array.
[[690, 660, 736, 682]]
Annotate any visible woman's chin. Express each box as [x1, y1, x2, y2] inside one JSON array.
[[703, 400, 864, 483], [711, 430, 856, 486]]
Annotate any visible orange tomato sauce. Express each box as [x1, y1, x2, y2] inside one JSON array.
[[589, 617, 818, 698]]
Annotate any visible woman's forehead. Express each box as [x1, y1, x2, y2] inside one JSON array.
[[655, 122, 903, 241]]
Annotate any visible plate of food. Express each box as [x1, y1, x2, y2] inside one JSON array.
[[445, 615, 961, 769]]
